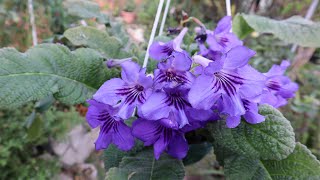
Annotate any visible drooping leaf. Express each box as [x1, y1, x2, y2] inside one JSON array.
[[208, 105, 295, 160], [224, 143, 320, 179], [0, 44, 107, 109], [64, 26, 123, 59], [63, 0, 109, 23], [233, 14, 320, 47], [106, 149, 185, 180], [34, 95, 55, 113], [183, 143, 213, 166]]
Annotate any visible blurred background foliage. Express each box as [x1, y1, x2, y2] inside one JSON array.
[[0, 0, 319, 179]]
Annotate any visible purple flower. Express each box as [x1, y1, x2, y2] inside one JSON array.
[[206, 16, 243, 52], [260, 60, 298, 107], [154, 56, 195, 89], [93, 61, 153, 119], [86, 99, 135, 151], [149, 27, 189, 61], [132, 118, 188, 159], [140, 86, 214, 128], [188, 46, 262, 118]]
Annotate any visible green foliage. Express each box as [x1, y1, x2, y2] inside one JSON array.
[[106, 149, 185, 180], [233, 14, 320, 47], [183, 143, 213, 166], [64, 26, 123, 58], [0, 44, 107, 108], [63, 0, 109, 23], [0, 104, 83, 179], [232, 14, 254, 39], [224, 143, 320, 180], [209, 105, 296, 161], [104, 141, 145, 172]]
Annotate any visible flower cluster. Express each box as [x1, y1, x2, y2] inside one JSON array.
[[86, 16, 298, 159]]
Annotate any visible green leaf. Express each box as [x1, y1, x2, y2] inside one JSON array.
[[106, 168, 130, 180], [64, 26, 123, 59], [63, 0, 109, 23], [104, 141, 145, 171], [208, 105, 295, 160], [236, 14, 320, 47], [224, 143, 320, 180], [232, 14, 254, 39], [34, 95, 55, 113], [27, 116, 43, 141], [183, 143, 212, 166], [106, 149, 185, 180], [0, 44, 107, 108]]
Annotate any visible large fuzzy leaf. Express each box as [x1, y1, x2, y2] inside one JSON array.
[[106, 149, 185, 180], [208, 105, 295, 160], [64, 26, 123, 59], [233, 14, 320, 47], [224, 143, 320, 180], [0, 44, 107, 108]]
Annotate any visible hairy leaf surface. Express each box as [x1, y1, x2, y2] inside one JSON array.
[[106, 149, 185, 180], [224, 143, 320, 180], [0, 44, 106, 108], [233, 14, 320, 47], [209, 105, 295, 160]]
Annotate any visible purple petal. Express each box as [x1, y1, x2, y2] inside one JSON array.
[[138, 73, 153, 89], [86, 99, 110, 128], [221, 94, 245, 116], [206, 34, 224, 52], [112, 121, 135, 151], [188, 75, 221, 110], [171, 51, 192, 71], [149, 41, 173, 61], [277, 81, 298, 98], [226, 116, 241, 128], [220, 33, 243, 52], [132, 119, 162, 146], [153, 130, 173, 160], [167, 133, 189, 159], [264, 60, 290, 77], [244, 111, 265, 124], [224, 46, 255, 69], [187, 107, 216, 122], [204, 59, 224, 75], [93, 78, 125, 105], [173, 108, 189, 128], [260, 90, 279, 107], [117, 101, 136, 119], [121, 61, 141, 83], [160, 117, 179, 129], [194, 65, 204, 75], [95, 130, 113, 150], [140, 92, 171, 120], [215, 16, 232, 34]]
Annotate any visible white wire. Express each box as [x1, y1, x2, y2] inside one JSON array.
[[226, 0, 232, 16], [28, 0, 38, 46], [159, 0, 171, 36], [143, 0, 165, 68]]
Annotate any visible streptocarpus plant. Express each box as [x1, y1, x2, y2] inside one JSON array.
[[88, 16, 298, 158], [1, 11, 320, 179]]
